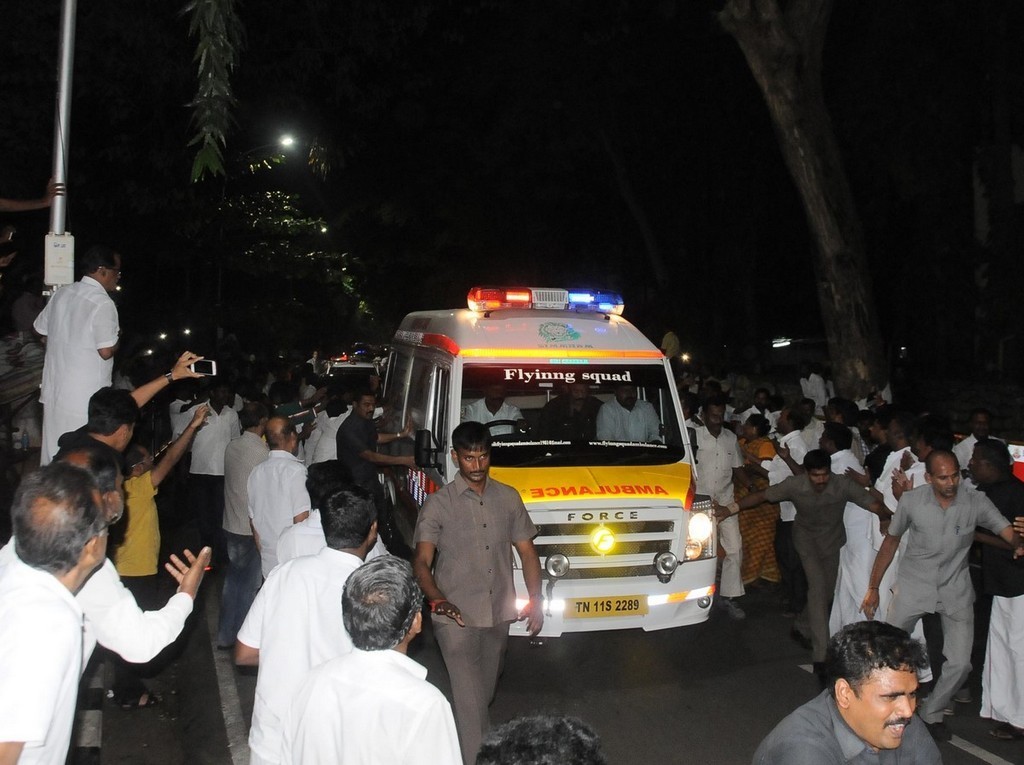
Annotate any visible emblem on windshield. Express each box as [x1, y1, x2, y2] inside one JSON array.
[[538, 322, 580, 342]]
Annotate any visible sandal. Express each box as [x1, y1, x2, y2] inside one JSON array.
[[119, 691, 162, 710], [989, 722, 1024, 741]]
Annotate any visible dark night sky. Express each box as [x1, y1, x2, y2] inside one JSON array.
[[1, 1, 1021, 371]]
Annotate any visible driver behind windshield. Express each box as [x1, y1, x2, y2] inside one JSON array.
[[596, 384, 662, 443], [540, 382, 602, 441], [462, 384, 526, 436]]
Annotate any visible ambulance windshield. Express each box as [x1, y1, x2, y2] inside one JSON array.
[[459, 363, 687, 467]]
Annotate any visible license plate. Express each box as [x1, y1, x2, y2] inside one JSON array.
[[566, 595, 648, 618]]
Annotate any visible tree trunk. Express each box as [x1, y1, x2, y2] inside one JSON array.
[[720, 0, 886, 399]]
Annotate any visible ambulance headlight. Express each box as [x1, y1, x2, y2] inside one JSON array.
[[654, 551, 678, 583], [688, 512, 713, 542], [545, 554, 570, 578]]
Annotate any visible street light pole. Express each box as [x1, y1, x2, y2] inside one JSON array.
[[43, 0, 78, 291]]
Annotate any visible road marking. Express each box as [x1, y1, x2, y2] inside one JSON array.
[[204, 590, 249, 765], [949, 735, 1014, 765]]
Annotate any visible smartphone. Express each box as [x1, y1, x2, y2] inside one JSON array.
[[189, 359, 217, 376]]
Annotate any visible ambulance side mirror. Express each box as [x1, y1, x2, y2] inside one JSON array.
[[414, 429, 443, 469]]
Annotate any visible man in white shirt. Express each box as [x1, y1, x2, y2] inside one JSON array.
[[277, 460, 388, 565], [303, 397, 351, 465], [596, 384, 661, 442], [797, 398, 825, 451], [823, 423, 881, 634], [952, 408, 1001, 484], [732, 387, 779, 433], [281, 554, 460, 765], [798, 364, 828, 416], [0, 463, 109, 765], [694, 396, 747, 619], [33, 246, 122, 464], [217, 402, 270, 649], [188, 378, 240, 565], [462, 384, 525, 436], [247, 416, 311, 578], [236, 486, 378, 765]]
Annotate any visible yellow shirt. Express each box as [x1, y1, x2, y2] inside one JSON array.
[[115, 471, 160, 577]]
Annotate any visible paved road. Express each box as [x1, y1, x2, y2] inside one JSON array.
[[79, 571, 1024, 765]]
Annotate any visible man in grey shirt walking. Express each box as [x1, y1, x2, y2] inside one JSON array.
[[861, 449, 1024, 740]]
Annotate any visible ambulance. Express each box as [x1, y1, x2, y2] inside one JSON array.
[[378, 286, 716, 637]]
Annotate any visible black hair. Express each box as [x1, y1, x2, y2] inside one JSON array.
[[825, 621, 928, 698], [305, 460, 354, 508], [452, 421, 492, 452], [822, 421, 852, 452], [123, 443, 148, 474], [239, 401, 269, 430], [968, 407, 993, 421], [886, 411, 916, 445], [80, 245, 119, 275], [828, 397, 858, 427], [320, 485, 377, 549], [476, 715, 608, 765], [342, 555, 421, 651], [803, 449, 832, 472], [745, 413, 770, 438], [705, 394, 730, 411], [787, 405, 810, 432], [911, 413, 954, 453], [972, 439, 1012, 477], [12, 463, 105, 575], [86, 387, 139, 435], [55, 444, 122, 493]]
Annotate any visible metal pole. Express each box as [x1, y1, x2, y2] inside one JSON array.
[[49, 0, 77, 236]]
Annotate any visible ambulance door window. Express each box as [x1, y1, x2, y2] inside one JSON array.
[[430, 366, 450, 453], [405, 353, 435, 433], [380, 347, 414, 435]]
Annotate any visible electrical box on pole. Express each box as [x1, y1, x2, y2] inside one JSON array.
[[44, 233, 75, 288]]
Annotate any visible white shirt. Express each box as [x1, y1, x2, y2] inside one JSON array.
[[188, 404, 240, 476], [762, 430, 809, 522], [462, 398, 523, 436], [277, 509, 387, 565], [799, 373, 828, 413], [952, 434, 1004, 479], [734, 406, 779, 433], [237, 548, 362, 764], [281, 648, 461, 765], [800, 418, 825, 451], [0, 545, 192, 664], [33, 276, 119, 413], [830, 448, 872, 542], [596, 398, 661, 442], [0, 557, 84, 765], [694, 424, 743, 504], [168, 398, 194, 440], [224, 431, 270, 536], [304, 410, 350, 466], [248, 451, 311, 577], [871, 446, 924, 550]]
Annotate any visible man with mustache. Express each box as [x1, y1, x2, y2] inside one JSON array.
[[753, 621, 940, 763]]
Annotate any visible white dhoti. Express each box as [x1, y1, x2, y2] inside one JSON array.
[[981, 595, 1024, 728]]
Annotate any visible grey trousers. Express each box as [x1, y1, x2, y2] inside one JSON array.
[[793, 534, 841, 663], [433, 618, 510, 765], [889, 597, 973, 724]]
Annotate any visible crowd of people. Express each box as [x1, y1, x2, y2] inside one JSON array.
[[2, 245, 1023, 764], [688, 372, 1024, 753]]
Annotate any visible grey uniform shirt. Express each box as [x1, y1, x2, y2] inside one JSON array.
[[414, 473, 536, 628], [888, 484, 1010, 613], [764, 474, 875, 553], [753, 690, 940, 765]]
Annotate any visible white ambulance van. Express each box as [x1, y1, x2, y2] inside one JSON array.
[[378, 286, 716, 637]]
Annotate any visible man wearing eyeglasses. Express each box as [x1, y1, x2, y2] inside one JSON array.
[[34, 244, 123, 464]]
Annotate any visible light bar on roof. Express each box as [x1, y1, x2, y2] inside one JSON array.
[[466, 286, 624, 315]]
